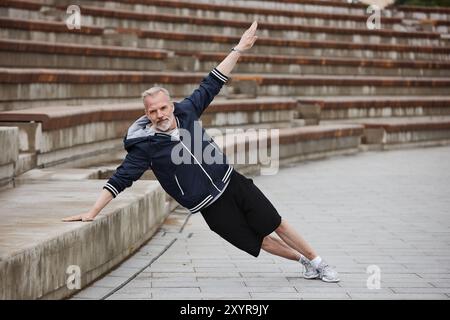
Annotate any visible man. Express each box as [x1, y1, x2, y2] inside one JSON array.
[[63, 22, 339, 283]]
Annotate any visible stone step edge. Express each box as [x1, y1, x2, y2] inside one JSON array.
[[1, 17, 449, 55], [3, 39, 450, 70], [0, 98, 297, 131]]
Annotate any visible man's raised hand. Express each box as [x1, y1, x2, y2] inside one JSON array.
[[235, 21, 258, 52]]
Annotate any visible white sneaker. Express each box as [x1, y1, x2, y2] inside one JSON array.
[[300, 256, 319, 279], [316, 260, 340, 283]]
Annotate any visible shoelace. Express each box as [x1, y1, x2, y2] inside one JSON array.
[[318, 264, 329, 277], [319, 264, 337, 278]]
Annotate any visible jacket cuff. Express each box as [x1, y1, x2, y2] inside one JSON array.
[[210, 68, 229, 84], [103, 180, 120, 198]]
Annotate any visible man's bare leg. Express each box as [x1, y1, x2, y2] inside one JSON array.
[[274, 218, 318, 261], [261, 235, 301, 260], [261, 219, 340, 283]]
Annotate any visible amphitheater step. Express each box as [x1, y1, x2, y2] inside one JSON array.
[[0, 120, 364, 299], [0, 126, 18, 188], [70, 0, 449, 33], [0, 39, 170, 70], [0, 98, 298, 167], [220, 0, 450, 21], [16, 167, 103, 181], [297, 96, 450, 121], [1, 17, 449, 61], [321, 116, 450, 149], [0, 178, 167, 299], [389, 3, 450, 22], [2, 1, 443, 47], [175, 50, 450, 77], [2, 39, 450, 78], [15, 152, 36, 176], [1, 69, 450, 110]]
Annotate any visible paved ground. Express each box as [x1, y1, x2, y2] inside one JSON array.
[[72, 146, 450, 300]]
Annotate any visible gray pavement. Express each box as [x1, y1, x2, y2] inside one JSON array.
[[73, 146, 450, 300]]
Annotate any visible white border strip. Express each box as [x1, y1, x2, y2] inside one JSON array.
[[105, 183, 119, 197], [211, 68, 228, 83], [190, 195, 213, 212], [222, 165, 233, 183]]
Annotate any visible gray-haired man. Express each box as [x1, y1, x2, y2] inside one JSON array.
[[63, 22, 339, 282]]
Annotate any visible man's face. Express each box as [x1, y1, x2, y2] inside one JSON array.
[[144, 91, 175, 132]]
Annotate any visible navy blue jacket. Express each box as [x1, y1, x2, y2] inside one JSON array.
[[103, 68, 233, 213]]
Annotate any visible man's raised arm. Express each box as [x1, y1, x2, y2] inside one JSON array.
[[216, 21, 258, 77], [181, 21, 259, 117]]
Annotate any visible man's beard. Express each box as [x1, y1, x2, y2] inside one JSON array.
[[156, 114, 174, 131]]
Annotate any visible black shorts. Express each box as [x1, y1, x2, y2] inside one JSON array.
[[200, 170, 282, 257]]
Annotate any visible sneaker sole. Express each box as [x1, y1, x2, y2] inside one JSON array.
[[320, 277, 340, 283], [303, 274, 319, 279]]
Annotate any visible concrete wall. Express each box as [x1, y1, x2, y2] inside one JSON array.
[[0, 180, 167, 300], [0, 127, 19, 188]]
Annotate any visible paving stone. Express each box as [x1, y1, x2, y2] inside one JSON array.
[[71, 286, 112, 300], [91, 276, 129, 288], [75, 147, 450, 300]]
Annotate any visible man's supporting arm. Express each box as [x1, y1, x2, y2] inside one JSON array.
[[62, 147, 149, 222], [62, 189, 113, 222]]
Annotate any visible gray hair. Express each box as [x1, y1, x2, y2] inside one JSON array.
[[141, 86, 171, 103]]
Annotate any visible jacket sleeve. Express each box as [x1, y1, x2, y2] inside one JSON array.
[[103, 147, 149, 198], [180, 68, 229, 118]]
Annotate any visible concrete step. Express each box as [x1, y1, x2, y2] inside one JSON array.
[[27, 3, 450, 45], [3, 39, 450, 78], [297, 96, 450, 120], [82, 6, 449, 47], [14, 152, 36, 176], [222, 123, 364, 176], [395, 4, 450, 22], [10, 0, 450, 32], [321, 115, 450, 148], [7, 96, 449, 170], [0, 126, 18, 188], [16, 167, 102, 181], [218, 0, 450, 21], [0, 121, 364, 299], [73, 0, 408, 31], [1, 68, 450, 109], [1, 2, 447, 47], [175, 50, 450, 77], [0, 39, 170, 71], [0, 98, 298, 167], [1, 17, 449, 61], [0, 178, 168, 299]]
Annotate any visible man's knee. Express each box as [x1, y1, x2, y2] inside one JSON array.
[[261, 236, 272, 249], [275, 219, 287, 233]]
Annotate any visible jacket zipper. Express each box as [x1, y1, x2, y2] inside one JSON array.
[[179, 140, 222, 193], [209, 140, 232, 183], [174, 174, 185, 195], [208, 140, 223, 155]]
